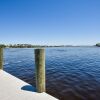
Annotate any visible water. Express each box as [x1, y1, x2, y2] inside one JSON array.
[[3, 47, 100, 100]]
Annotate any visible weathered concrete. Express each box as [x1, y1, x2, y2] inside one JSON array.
[[0, 70, 58, 100]]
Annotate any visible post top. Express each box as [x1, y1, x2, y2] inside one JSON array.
[[35, 48, 45, 50]]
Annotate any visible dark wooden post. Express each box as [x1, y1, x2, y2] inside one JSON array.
[[35, 49, 45, 93], [0, 48, 3, 69]]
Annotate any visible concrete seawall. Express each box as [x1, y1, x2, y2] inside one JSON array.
[[0, 70, 58, 100]]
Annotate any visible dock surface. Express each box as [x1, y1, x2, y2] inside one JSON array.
[[0, 70, 58, 100]]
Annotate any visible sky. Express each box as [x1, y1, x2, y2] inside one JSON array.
[[0, 0, 100, 45]]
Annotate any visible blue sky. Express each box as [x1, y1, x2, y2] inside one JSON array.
[[0, 0, 100, 45]]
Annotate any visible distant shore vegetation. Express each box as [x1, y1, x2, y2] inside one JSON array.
[[96, 43, 100, 47], [0, 44, 99, 48], [0, 44, 73, 48]]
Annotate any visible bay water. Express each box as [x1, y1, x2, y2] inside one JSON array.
[[4, 47, 100, 100]]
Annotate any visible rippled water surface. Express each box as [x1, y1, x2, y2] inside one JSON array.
[[4, 47, 100, 100]]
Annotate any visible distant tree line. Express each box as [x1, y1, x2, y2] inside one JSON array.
[[96, 43, 100, 47], [0, 44, 6, 48], [1, 44, 95, 48], [0, 44, 48, 48], [0, 44, 73, 48]]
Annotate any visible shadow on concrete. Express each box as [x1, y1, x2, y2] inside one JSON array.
[[21, 85, 36, 92]]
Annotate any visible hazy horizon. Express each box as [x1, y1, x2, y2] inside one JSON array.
[[0, 43, 97, 46]]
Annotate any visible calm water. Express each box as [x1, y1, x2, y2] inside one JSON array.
[[4, 47, 100, 100]]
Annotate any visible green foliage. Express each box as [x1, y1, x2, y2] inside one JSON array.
[[0, 44, 47, 48], [0, 44, 6, 48], [96, 43, 100, 47], [0, 44, 72, 48]]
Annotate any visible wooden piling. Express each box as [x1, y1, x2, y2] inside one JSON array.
[[35, 49, 45, 93], [0, 48, 3, 69]]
